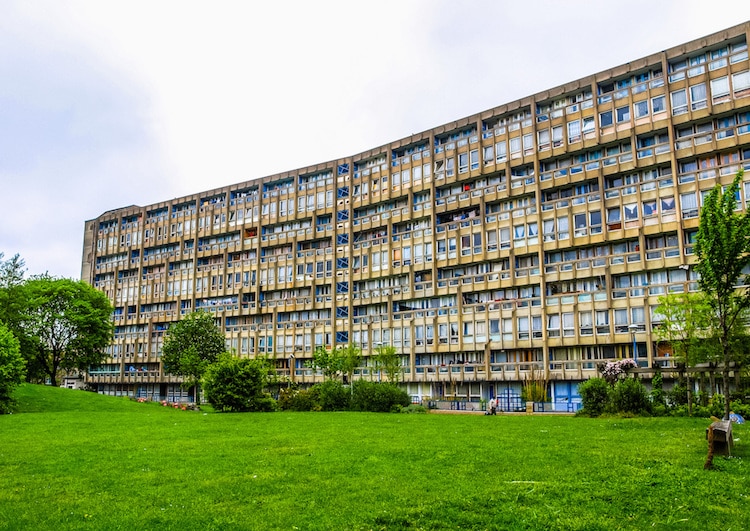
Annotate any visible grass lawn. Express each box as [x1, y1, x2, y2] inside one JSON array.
[[0, 385, 747, 530]]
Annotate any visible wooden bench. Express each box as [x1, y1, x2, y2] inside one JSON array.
[[706, 420, 733, 456]]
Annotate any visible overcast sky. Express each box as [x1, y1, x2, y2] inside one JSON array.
[[1, 1, 750, 279]]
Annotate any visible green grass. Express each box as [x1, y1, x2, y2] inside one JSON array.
[[1, 385, 747, 530]]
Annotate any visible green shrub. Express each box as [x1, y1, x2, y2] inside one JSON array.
[[278, 386, 320, 411], [666, 384, 689, 407], [578, 378, 610, 417], [396, 404, 427, 414], [708, 394, 725, 418], [650, 372, 665, 406], [610, 378, 652, 415], [351, 381, 410, 412], [203, 357, 274, 413], [316, 380, 350, 411]]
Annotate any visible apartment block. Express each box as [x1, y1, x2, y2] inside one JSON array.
[[82, 22, 750, 407]]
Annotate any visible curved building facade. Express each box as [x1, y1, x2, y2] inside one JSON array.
[[82, 22, 750, 406]]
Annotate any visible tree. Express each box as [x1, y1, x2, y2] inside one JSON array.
[[19, 276, 112, 387], [161, 311, 226, 402], [374, 344, 401, 384], [338, 343, 362, 385], [654, 292, 713, 415], [695, 170, 750, 420], [0, 252, 26, 290], [308, 346, 342, 380], [0, 253, 39, 381], [202, 356, 275, 412], [0, 321, 26, 414]]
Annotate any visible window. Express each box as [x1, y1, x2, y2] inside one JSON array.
[[510, 137, 521, 155], [690, 83, 707, 110], [552, 126, 563, 147], [574, 213, 587, 236], [633, 100, 649, 119], [483, 145, 494, 164], [496, 141, 507, 162], [557, 216, 569, 240], [582, 116, 595, 133], [517, 316, 529, 340], [547, 313, 560, 337], [733, 71, 750, 96], [538, 129, 550, 150], [711, 76, 730, 101], [599, 110, 613, 128], [567, 120, 581, 143], [652, 95, 666, 114], [523, 134, 534, 154], [579, 311, 593, 335], [624, 203, 638, 221], [458, 152, 468, 174], [589, 211, 602, 234], [661, 196, 675, 213], [680, 192, 698, 218], [607, 207, 621, 229], [616, 106, 630, 123], [596, 310, 610, 334], [671, 89, 688, 115], [543, 219, 555, 242]]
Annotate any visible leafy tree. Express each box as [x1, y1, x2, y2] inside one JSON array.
[[0, 254, 40, 381], [337, 343, 362, 384], [19, 276, 112, 387], [161, 311, 226, 402], [308, 346, 342, 380], [202, 356, 275, 412], [0, 252, 26, 290], [654, 292, 713, 415], [695, 170, 750, 420], [374, 344, 402, 384], [0, 321, 26, 414]]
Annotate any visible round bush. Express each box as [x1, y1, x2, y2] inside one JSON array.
[[351, 381, 410, 412], [203, 357, 273, 412], [316, 380, 350, 411], [578, 377, 610, 417], [610, 378, 652, 415]]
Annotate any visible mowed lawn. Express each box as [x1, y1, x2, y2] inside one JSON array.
[[0, 386, 747, 530]]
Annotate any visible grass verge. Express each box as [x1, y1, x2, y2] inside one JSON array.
[[0, 384, 746, 530]]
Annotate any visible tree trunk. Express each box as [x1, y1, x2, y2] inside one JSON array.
[[723, 365, 731, 421], [687, 373, 693, 416], [704, 424, 715, 470]]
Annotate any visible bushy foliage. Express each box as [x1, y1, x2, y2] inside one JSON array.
[[666, 384, 690, 407], [277, 386, 321, 411], [578, 378, 610, 417], [610, 378, 652, 415], [317, 380, 350, 411], [0, 322, 26, 414], [521, 381, 548, 402], [650, 372, 665, 406], [203, 357, 275, 412], [350, 380, 410, 412]]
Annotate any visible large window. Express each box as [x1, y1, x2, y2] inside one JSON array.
[[671, 89, 688, 115], [690, 83, 707, 110]]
